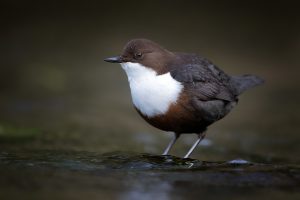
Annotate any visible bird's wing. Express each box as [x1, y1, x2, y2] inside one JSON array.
[[169, 54, 237, 102]]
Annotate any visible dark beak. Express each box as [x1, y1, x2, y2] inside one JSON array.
[[104, 56, 123, 63]]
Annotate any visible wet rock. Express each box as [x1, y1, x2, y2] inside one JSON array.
[[0, 150, 299, 200]]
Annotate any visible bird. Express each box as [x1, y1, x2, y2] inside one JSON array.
[[104, 38, 264, 158]]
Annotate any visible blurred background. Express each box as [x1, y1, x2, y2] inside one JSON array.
[[1, 0, 299, 163]]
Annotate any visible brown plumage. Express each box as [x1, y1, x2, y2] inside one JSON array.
[[104, 38, 264, 158]]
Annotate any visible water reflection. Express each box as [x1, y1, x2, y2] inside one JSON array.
[[121, 176, 172, 200]]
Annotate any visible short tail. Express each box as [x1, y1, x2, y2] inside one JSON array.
[[231, 74, 264, 95]]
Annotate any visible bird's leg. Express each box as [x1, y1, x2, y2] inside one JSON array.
[[162, 132, 180, 155], [183, 132, 206, 158]]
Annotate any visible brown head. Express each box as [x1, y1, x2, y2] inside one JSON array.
[[104, 39, 174, 74]]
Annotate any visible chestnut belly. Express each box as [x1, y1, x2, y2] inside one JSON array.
[[135, 103, 209, 134]]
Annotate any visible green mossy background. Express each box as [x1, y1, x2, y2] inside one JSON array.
[[1, 1, 299, 162]]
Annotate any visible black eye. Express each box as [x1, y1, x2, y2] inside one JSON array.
[[134, 52, 143, 59]]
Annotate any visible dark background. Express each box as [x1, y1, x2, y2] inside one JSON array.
[[0, 1, 299, 162]]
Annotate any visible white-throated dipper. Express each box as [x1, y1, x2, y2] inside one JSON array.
[[104, 39, 264, 158]]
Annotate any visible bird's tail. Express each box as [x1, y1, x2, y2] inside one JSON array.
[[231, 74, 264, 95]]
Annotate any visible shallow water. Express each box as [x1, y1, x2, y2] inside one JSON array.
[[0, 151, 299, 200]]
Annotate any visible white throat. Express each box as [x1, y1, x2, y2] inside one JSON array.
[[121, 62, 183, 117]]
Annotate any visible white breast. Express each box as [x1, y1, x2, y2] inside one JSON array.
[[121, 62, 183, 117]]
